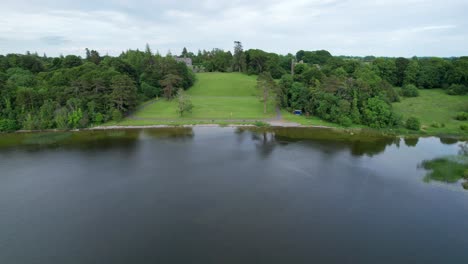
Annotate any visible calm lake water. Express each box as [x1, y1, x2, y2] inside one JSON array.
[[0, 127, 467, 264]]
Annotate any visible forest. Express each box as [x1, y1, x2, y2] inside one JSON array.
[[1, 42, 467, 132]]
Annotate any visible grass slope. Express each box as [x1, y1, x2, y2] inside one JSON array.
[[393, 89, 468, 135], [117, 72, 274, 125]]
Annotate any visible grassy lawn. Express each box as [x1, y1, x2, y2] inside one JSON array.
[[120, 72, 275, 123], [392, 89, 468, 135]]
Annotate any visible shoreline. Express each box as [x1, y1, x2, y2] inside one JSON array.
[[6, 123, 466, 140]]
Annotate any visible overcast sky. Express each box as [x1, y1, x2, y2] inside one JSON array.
[[1, 0, 467, 57]]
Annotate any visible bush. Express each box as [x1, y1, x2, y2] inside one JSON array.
[[454, 112, 468, 121], [112, 109, 123, 122], [446, 84, 468, 95], [254, 121, 270, 127], [363, 97, 400, 128], [338, 116, 353, 127], [430, 122, 441, 128], [94, 113, 104, 124], [0, 119, 18, 132], [406, 117, 421, 131], [461, 124, 468, 131], [401, 84, 419, 97]]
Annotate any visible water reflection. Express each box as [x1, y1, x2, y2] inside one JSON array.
[[238, 127, 399, 157], [142, 127, 194, 141], [251, 131, 277, 158], [440, 137, 459, 145], [404, 137, 419, 147]]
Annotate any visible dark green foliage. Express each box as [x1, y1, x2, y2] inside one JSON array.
[[417, 58, 449, 89], [63, 55, 83, 68], [3, 47, 468, 132], [141, 82, 160, 99], [0, 49, 193, 131], [296, 50, 332, 65], [401, 84, 419, 97], [405, 117, 421, 130], [232, 42, 248, 72], [0, 119, 18, 132], [379, 81, 400, 102], [460, 124, 468, 131], [112, 109, 123, 122], [363, 97, 400, 128], [446, 84, 467, 95], [454, 112, 468, 121]]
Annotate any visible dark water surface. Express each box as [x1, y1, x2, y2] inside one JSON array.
[[0, 127, 467, 264]]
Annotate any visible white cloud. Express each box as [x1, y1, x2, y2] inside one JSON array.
[[0, 0, 467, 57]]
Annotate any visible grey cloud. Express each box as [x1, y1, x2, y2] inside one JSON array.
[[40, 36, 69, 45], [0, 0, 467, 57]]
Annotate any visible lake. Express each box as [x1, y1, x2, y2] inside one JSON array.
[[0, 127, 467, 263]]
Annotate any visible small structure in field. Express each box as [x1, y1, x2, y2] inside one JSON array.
[[293, 110, 302, 115]]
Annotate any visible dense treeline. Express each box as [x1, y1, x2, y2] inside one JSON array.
[[184, 43, 467, 128], [1, 41, 467, 132], [0, 47, 194, 131]]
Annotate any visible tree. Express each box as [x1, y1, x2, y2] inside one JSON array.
[[181, 47, 188, 57], [85, 49, 101, 65], [363, 97, 399, 128], [177, 89, 193, 116], [296, 50, 332, 65], [68, 108, 83, 128], [145, 43, 152, 55], [39, 99, 57, 129], [373, 58, 397, 85], [159, 74, 182, 99], [246, 49, 269, 74], [110, 75, 138, 112], [395, 57, 410, 86], [63, 55, 82, 68], [257, 72, 277, 114], [54, 107, 69, 130], [232, 41, 246, 72], [112, 108, 123, 122], [404, 59, 419, 85]]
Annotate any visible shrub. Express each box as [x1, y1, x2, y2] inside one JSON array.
[[406, 117, 421, 131], [112, 109, 123, 122], [446, 84, 468, 95], [94, 113, 104, 124], [461, 124, 468, 131], [0, 119, 18, 132], [338, 116, 353, 127], [454, 112, 468, 121], [401, 84, 419, 97], [254, 121, 270, 127], [363, 97, 400, 128], [430, 122, 441, 128]]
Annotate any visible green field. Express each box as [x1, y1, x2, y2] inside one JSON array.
[[392, 89, 468, 135], [115, 72, 275, 125], [108, 74, 468, 136]]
